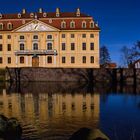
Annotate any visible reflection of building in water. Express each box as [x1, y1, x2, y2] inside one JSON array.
[[0, 89, 100, 139]]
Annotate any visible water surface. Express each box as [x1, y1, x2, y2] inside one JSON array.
[[0, 82, 140, 140]]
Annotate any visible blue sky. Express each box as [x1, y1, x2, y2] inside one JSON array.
[[0, 0, 140, 65]]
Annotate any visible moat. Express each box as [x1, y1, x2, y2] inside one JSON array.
[[0, 82, 140, 140]]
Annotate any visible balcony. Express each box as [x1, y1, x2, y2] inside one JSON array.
[[15, 49, 57, 56]]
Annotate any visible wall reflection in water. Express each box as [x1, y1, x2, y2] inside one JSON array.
[[0, 82, 99, 140]]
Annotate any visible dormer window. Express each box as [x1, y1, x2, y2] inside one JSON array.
[[61, 21, 66, 28], [82, 21, 86, 28], [43, 12, 47, 17], [30, 13, 34, 18], [70, 21, 75, 28], [7, 23, 13, 30], [0, 14, 2, 19], [0, 23, 3, 30], [90, 21, 94, 28], [18, 13, 21, 18]]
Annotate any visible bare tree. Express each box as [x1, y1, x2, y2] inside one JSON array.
[[120, 41, 140, 68]]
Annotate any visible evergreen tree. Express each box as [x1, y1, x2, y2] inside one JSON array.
[[100, 46, 111, 67]]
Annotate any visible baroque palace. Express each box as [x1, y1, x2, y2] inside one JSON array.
[[0, 8, 100, 68]]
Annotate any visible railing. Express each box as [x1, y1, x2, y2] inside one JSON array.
[[15, 49, 57, 55]]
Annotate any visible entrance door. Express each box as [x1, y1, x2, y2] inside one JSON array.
[[32, 56, 39, 67]]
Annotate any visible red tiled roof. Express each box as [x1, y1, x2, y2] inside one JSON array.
[[41, 19, 99, 30], [0, 12, 100, 31]]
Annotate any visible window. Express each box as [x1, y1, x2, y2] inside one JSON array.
[[62, 57, 66, 63], [18, 13, 21, 18], [71, 34, 75, 38], [7, 23, 13, 30], [82, 34, 86, 38], [33, 35, 38, 40], [91, 56, 94, 63], [61, 21, 66, 28], [90, 34, 94, 38], [82, 43, 86, 50], [20, 35, 24, 40], [7, 35, 11, 39], [90, 22, 94, 28], [0, 23, 3, 30], [33, 43, 38, 50], [70, 21, 75, 28], [82, 21, 86, 28], [82, 56, 86, 63], [62, 34, 65, 38], [8, 57, 11, 64], [47, 43, 52, 50], [20, 43, 24, 50], [71, 57, 75, 63], [0, 35, 2, 39], [7, 44, 11, 51], [0, 57, 2, 64], [47, 35, 52, 39], [62, 43, 66, 50], [47, 56, 52, 63], [0, 44, 2, 51], [20, 57, 24, 64], [30, 13, 34, 18], [71, 43, 75, 50], [90, 43, 94, 50]]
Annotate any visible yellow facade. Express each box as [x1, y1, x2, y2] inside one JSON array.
[[0, 9, 100, 68]]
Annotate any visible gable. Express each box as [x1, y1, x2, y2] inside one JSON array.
[[14, 20, 59, 32]]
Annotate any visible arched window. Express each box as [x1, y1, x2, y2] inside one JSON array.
[[47, 56, 52, 63], [70, 21, 75, 28], [18, 13, 21, 18], [90, 21, 94, 28], [47, 35, 52, 39], [33, 35, 38, 40], [20, 57, 24, 64], [20, 43, 24, 50], [0, 14, 2, 19], [30, 13, 34, 18], [33, 43, 38, 50], [7, 23, 13, 30], [47, 43, 52, 50], [82, 21, 86, 28], [61, 21, 66, 28], [0, 23, 3, 30]]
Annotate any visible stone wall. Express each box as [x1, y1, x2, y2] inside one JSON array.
[[5, 68, 140, 85]]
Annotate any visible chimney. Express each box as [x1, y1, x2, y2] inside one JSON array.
[[39, 8, 43, 13], [22, 9, 26, 14], [56, 8, 60, 17], [76, 8, 80, 17]]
